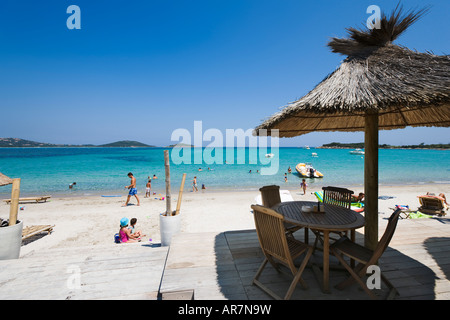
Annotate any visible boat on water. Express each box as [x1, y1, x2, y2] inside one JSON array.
[[265, 153, 274, 158], [295, 163, 324, 178], [349, 148, 365, 155], [311, 152, 318, 157]]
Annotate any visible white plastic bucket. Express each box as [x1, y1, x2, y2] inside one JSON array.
[[159, 213, 181, 247], [0, 220, 23, 260]]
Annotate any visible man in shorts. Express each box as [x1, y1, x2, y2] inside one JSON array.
[[123, 172, 140, 207]]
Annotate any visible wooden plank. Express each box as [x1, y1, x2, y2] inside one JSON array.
[[161, 289, 194, 300], [0, 244, 169, 300]]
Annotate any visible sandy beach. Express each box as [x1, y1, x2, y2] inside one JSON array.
[[0, 183, 447, 257]]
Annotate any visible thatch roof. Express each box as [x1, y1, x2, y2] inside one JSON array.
[[0, 172, 13, 186], [254, 6, 450, 137]]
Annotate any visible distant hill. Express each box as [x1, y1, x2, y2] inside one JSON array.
[[99, 140, 155, 147], [319, 142, 365, 149], [0, 138, 59, 147], [0, 138, 155, 148], [166, 143, 196, 148], [319, 142, 450, 149]]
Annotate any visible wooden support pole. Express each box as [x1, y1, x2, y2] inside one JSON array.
[[9, 178, 21, 226], [164, 150, 172, 216], [175, 173, 187, 216], [364, 111, 379, 251]]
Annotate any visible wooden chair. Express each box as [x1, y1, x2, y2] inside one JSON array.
[[312, 186, 354, 251], [322, 186, 353, 209], [330, 208, 402, 300], [258, 185, 282, 208], [418, 195, 447, 216], [251, 204, 313, 300], [259, 185, 302, 236]]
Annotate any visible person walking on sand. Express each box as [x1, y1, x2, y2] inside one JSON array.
[[300, 179, 307, 195], [123, 172, 140, 206], [192, 176, 198, 192]]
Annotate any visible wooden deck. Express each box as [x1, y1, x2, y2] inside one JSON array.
[[0, 215, 449, 300], [0, 243, 168, 300], [160, 216, 450, 300]]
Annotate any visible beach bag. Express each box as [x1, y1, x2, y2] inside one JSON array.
[[114, 233, 121, 244], [395, 204, 409, 210]]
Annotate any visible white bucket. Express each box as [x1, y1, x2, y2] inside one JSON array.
[[159, 213, 181, 247], [0, 220, 23, 260]]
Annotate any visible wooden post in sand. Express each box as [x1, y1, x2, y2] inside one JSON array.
[[175, 173, 187, 215], [164, 150, 172, 216], [364, 111, 379, 251], [9, 178, 21, 226]]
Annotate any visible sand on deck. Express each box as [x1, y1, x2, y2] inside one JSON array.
[[0, 184, 448, 257]]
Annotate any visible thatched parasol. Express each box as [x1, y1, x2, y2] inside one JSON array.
[[254, 6, 450, 249], [0, 172, 13, 187]]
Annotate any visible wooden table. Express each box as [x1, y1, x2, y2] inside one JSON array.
[[272, 201, 365, 293]]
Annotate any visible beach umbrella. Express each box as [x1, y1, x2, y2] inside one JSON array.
[[254, 6, 450, 250], [0, 172, 13, 186]]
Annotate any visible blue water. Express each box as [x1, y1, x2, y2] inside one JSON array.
[[0, 147, 449, 196]]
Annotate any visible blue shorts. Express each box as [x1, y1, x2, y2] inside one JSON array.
[[128, 188, 137, 196]]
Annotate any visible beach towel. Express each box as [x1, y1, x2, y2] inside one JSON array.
[[315, 190, 364, 212], [408, 212, 432, 219], [378, 196, 396, 200], [350, 202, 364, 212], [254, 190, 294, 205], [395, 204, 409, 210], [314, 191, 323, 202]]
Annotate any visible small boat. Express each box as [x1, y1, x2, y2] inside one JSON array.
[[349, 148, 365, 155], [265, 153, 274, 158], [311, 152, 318, 157], [295, 163, 324, 178]]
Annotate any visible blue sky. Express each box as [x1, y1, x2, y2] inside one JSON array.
[[0, 0, 448, 147]]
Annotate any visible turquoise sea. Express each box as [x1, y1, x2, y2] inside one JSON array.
[[0, 147, 449, 196]]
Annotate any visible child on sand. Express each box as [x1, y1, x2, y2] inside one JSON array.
[[119, 217, 141, 243], [300, 179, 307, 195], [128, 218, 145, 238], [145, 179, 151, 198]]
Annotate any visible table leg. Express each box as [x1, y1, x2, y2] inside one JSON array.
[[323, 230, 330, 293], [350, 230, 355, 268], [304, 227, 309, 244]]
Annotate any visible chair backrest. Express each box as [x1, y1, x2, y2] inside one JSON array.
[[251, 204, 290, 264], [420, 197, 444, 210], [259, 185, 281, 208], [366, 208, 402, 267], [322, 186, 354, 209]]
